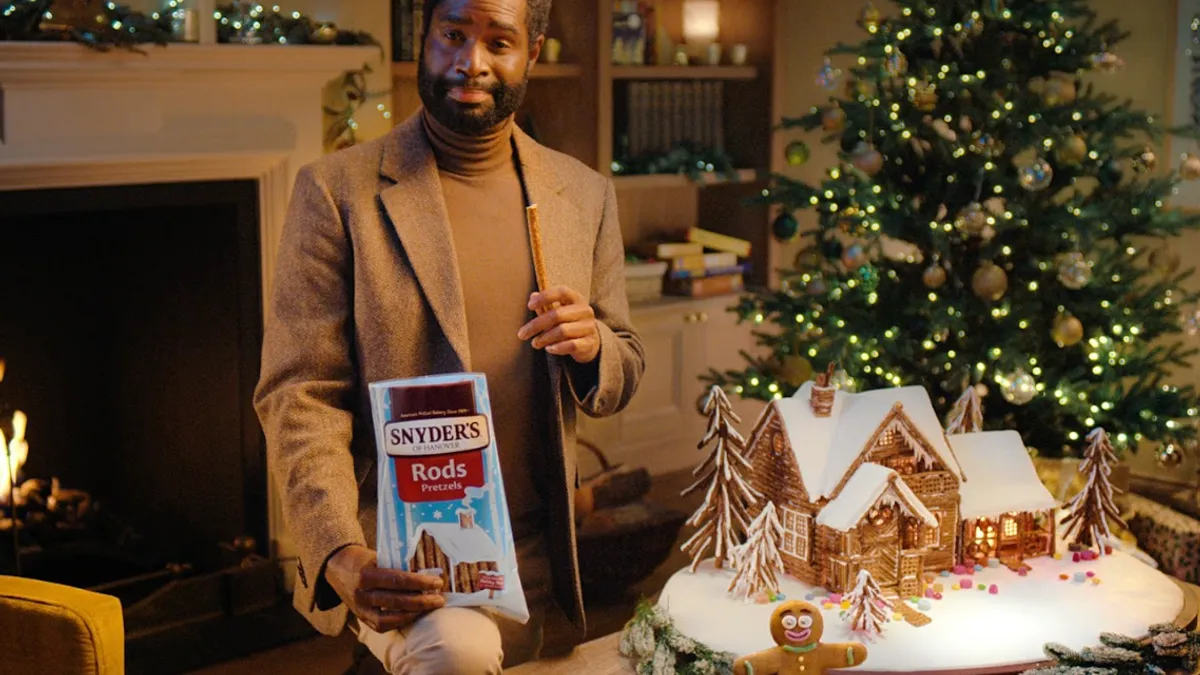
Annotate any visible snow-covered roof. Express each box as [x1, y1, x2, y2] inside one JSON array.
[[772, 382, 964, 500], [816, 463, 938, 532], [410, 522, 501, 564], [950, 430, 1058, 519]]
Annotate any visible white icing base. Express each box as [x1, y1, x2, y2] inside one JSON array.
[[657, 551, 1184, 673]]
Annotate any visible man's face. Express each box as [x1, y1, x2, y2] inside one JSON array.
[[417, 0, 543, 136]]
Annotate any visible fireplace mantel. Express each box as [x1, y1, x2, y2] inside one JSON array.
[[0, 41, 384, 586]]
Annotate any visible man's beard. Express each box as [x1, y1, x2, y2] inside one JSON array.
[[417, 59, 527, 136]]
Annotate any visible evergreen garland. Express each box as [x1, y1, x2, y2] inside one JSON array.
[[619, 599, 737, 675], [1024, 623, 1200, 675]]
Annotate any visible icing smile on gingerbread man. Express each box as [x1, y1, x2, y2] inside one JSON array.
[[735, 600, 866, 675]]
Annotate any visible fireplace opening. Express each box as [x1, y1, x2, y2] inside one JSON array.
[[0, 180, 304, 672]]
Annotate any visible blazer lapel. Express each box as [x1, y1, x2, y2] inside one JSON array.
[[378, 114, 471, 371]]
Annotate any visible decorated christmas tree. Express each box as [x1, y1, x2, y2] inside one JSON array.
[[1060, 427, 1126, 552], [728, 502, 785, 601], [843, 568, 892, 638], [945, 382, 985, 435], [681, 385, 759, 572], [704, 0, 1200, 460]]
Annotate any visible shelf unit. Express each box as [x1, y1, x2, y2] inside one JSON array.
[[389, 0, 781, 285]]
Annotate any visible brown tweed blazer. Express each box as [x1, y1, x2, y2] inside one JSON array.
[[253, 111, 645, 641]]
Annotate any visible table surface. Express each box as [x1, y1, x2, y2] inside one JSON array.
[[505, 580, 1200, 675]]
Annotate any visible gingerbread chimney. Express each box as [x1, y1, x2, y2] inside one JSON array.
[[810, 362, 838, 417], [458, 509, 475, 529]]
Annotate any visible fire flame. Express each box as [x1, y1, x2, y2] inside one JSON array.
[[1, 411, 28, 505]]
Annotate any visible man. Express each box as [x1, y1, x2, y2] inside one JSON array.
[[252, 0, 645, 671]]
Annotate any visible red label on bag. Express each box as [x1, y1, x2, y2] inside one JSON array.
[[392, 450, 486, 502]]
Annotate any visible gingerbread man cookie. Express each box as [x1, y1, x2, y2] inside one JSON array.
[[733, 600, 867, 675]]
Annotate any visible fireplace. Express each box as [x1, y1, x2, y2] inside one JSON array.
[[0, 179, 310, 672]]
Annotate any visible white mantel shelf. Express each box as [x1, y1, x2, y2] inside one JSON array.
[[0, 42, 381, 85]]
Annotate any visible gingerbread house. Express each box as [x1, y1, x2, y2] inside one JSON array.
[[408, 509, 501, 594], [949, 430, 1058, 565], [744, 379, 1056, 598]]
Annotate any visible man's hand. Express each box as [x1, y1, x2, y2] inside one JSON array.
[[517, 286, 601, 364], [325, 545, 445, 633]]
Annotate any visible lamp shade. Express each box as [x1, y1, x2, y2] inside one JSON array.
[[683, 0, 720, 45]]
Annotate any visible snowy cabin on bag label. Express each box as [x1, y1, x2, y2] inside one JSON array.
[[408, 509, 501, 594], [744, 380, 1058, 598]]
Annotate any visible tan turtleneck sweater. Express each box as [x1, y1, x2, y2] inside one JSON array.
[[421, 110, 553, 612]]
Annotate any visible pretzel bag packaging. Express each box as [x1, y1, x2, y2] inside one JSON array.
[[369, 373, 529, 624]]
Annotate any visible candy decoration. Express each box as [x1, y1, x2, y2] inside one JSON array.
[[1059, 574, 1069, 581], [988, 585, 998, 595], [1074, 572, 1087, 583], [971, 262, 1008, 301], [917, 599, 932, 610], [1086, 571, 1095, 578], [977, 584, 986, 591], [1091, 577, 1102, 585]]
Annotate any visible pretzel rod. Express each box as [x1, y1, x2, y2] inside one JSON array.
[[526, 204, 560, 314]]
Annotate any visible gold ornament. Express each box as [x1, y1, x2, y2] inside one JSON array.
[[781, 355, 814, 387], [954, 202, 990, 237], [1042, 78, 1077, 106], [1056, 135, 1088, 165], [1181, 154, 1200, 180], [1157, 443, 1184, 469], [1052, 312, 1084, 347], [1150, 247, 1182, 276], [909, 80, 938, 112], [857, 1, 882, 31], [884, 50, 908, 78], [923, 264, 947, 289], [971, 262, 1008, 301], [822, 105, 847, 132], [851, 142, 884, 176], [1134, 146, 1158, 173]]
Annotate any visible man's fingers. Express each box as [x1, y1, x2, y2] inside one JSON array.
[[529, 285, 584, 311], [357, 589, 447, 613], [518, 304, 594, 341], [532, 321, 594, 349], [358, 607, 418, 633], [360, 567, 444, 592]]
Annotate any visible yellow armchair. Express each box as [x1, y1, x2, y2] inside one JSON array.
[[0, 575, 124, 675]]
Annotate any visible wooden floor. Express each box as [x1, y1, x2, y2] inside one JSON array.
[[189, 468, 703, 675]]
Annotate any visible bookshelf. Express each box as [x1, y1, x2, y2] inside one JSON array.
[[389, 0, 782, 287]]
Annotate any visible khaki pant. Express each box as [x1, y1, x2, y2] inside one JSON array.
[[353, 603, 546, 674]]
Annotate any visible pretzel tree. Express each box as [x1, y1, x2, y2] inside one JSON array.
[[1060, 427, 1126, 553], [945, 383, 984, 435], [728, 501, 785, 600], [682, 385, 759, 572]]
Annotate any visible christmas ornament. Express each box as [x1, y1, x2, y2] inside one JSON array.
[[857, 1, 881, 31], [785, 140, 811, 166], [1134, 146, 1158, 173], [816, 57, 843, 91], [970, 132, 1004, 158], [841, 243, 868, 270], [1098, 159, 1123, 187], [1057, 251, 1093, 290], [909, 80, 938, 112], [1042, 78, 1077, 106], [1157, 443, 1184, 469], [999, 368, 1037, 405], [884, 50, 908, 77], [1056, 135, 1088, 165], [1150, 247, 1182, 276], [772, 212, 800, 242], [1018, 156, 1054, 191], [780, 355, 813, 387], [857, 263, 880, 292], [1182, 154, 1200, 180], [971, 262, 1008, 301], [1052, 312, 1084, 347], [954, 202, 989, 237], [823, 105, 847, 132], [851, 142, 884, 176], [1091, 52, 1125, 73], [923, 264, 947, 289]]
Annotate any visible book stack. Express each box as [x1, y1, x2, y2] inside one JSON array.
[[630, 228, 751, 299], [393, 0, 425, 62], [625, 81, 725, 156]]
